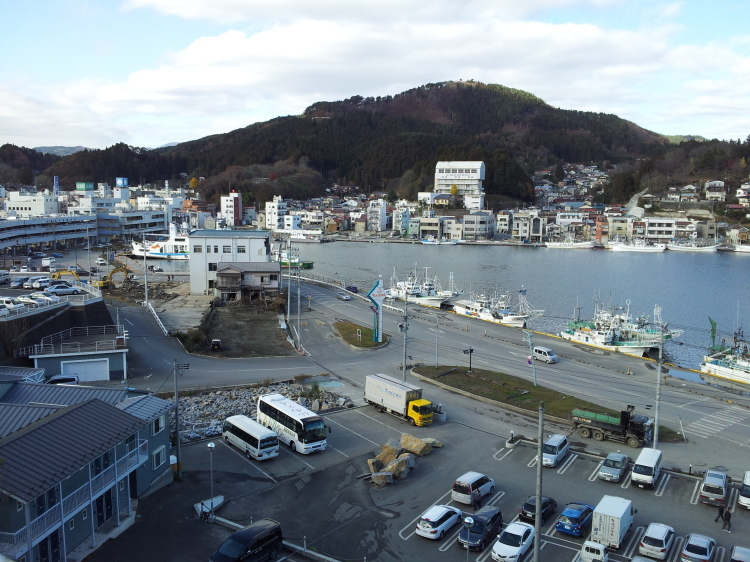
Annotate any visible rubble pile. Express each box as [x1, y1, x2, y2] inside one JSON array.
[[368, 434, 442, 486], [168, 382, 355, 439]]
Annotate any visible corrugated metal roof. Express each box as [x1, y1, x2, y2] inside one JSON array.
[[0, 404, 60, 438], [0, 399, 145, 502], [217, 261, 280, 273], [0, 383, 129, 407], [0, 367, 46, 384], [116, 395, 173, 422]]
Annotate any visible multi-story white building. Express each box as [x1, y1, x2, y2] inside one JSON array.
[[434, 161, 485, 197], [220, 191, 243, 227], [188, 230, 279, 298], [5, 190, 60, 216], [462, 211, 496, 241], [392, 206, 411, 235], [264, 196, 288, 231], [366, 199, 387, 232]]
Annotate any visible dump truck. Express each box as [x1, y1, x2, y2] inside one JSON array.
[[569, 405, 653, 448], [364, 373, 433, 426], [590, 495, 635, 550]]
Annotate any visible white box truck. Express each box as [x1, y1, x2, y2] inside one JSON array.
[[590, 495, 635, 550], [363, 373, 433, 426]]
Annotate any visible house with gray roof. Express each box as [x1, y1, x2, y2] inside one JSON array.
[[0, 383, 173, 562]]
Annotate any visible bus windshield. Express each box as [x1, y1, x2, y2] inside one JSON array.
[[259, 436, 278, 450], [301, 419, 326, 443]]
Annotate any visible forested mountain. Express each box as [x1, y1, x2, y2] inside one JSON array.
[[26, 81, 678, 205], [0, 144, 61, 185], [33, 146, 88, 157]]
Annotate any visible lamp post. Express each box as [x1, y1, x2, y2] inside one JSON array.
[[207, 442, 215, 523], [463, 516, 473, 562], [463, 346, 474, 373]]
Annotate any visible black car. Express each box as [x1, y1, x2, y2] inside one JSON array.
[[457, 506, 503, 551], [345, 285, 358, 293], [519, 495, 557, 524], [211, 518, 282, 562], [10, 277, 29, 289]]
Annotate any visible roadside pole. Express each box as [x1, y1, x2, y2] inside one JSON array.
[[533, 401, 544, 562]]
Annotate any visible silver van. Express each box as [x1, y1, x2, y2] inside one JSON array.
[[533, 346, 557, 363], [738, 471, 750, 510], [451, 471, 495, 505], [698, 468, 731, 506], [0, 270, 10, 284], [631, 448, 662, 489], [542, 434, 570, 467]]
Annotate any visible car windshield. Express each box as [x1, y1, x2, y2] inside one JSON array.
[[522, 500, 537, 513], [604, 458, 624, 469], [499, 531, 523, 547], [259, 436, 278, 450], [542, 444, 557, 455], [643, 535, 664, 547], [217, 538, 245, 558], [741, 483, 750, 495], [301, 419, 326, 443], [468, 520, 487, 534], [414, 404, 432, 415], [686, 542, 708, 556], [633, 464, 653, 475]]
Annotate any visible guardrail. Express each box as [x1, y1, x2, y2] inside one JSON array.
[[146, 301, 170, 336]]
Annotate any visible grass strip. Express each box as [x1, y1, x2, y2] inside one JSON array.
[[334, 321, 389, 348]]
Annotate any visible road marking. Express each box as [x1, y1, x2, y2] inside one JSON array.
[[620, 472, 632, 489], [278, 446, 315, 469], [437, 524, 464, 552], [493, 448, 514, 461], [624, 526, 645, 559], [684, 406, 750, 439], [326, 444, 349, 458], [655, 473, 671, 496], [588, 461, 603, 481], [124, 318, 134, 326], [219, 440, 278, 483], [557, 454, 578, 474], [671, 537, 685, 562], [324, 416, 380, 446], [398, 490, 453, 540], [728, 487, 740, 511], [351, 410, 407, 441], [528, 455, 538, 468], [689, 480, 702, 504]]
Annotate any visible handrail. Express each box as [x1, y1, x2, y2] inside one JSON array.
[[146, 302, 170, 336]]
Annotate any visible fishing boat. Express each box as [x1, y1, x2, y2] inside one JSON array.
[[421, 235, 458, 245], [666, 238, 721, 252], [437, 272, 463, 299], [389, 266, 447, 307], [545, 236, 595, 249], [452, 287, 542, 328], [700, 324, 750, 385], [728, 243, 750, 253], [131, 224, 190, 260], [559, 300, 682, 356], [271, 248, 314, 269], [609, 237, 666, 252]]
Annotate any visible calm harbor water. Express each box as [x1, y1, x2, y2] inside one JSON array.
[[289, 241, 750, 370]]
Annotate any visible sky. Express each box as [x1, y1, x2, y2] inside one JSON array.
[[2, 0, 750, 150]]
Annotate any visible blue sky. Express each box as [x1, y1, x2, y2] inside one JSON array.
[[2, 0, 749, 149]]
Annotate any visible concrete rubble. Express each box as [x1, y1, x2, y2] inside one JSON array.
[[367, 434, 438, 486]]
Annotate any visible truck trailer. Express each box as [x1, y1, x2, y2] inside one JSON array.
[[590, 495, 635, 550], [363, 373, 433, 426], [569, 404, 653, 448]]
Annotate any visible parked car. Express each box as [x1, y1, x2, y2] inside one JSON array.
[[10, 277, 30, 289], [51, 253, 64, 258], [345, 285, 358, 293], [491, 521, 534, 562], [23, 276, 44, 289], [598, 452, 630, 482], [46, 374, 79, 385], [0, 305, 8, 317], [415, 504, 462, 540], [96, 258, 107, 266], [16, 295, 41, 307], [30, 291, 60, 304], [32, 278, 53, 289], [19, 266, 29, 273], [210, 519, 282, 562], [337, 292, 351, 300], [729, 546, 750, 562], [638, 522, 675, 560], [680, 534, 716, 562], [699, 468, 731, 506], [46, 284, 82, 296], [9, 266, 20, 272], [519, 495, 557, 524], [555, 502, 595, 537], [457, 506, 503, 551], [0, 297, 25, 311]]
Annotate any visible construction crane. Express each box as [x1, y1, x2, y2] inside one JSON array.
[[92, 265, 131, 289]]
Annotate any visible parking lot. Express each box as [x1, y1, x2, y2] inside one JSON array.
[[88, 404, 748, 561]]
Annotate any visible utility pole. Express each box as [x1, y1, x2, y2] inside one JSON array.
[[173, 360, 189, 480], [435, 317, 439, 368], [533, 401, 544, 562], [524, 329, 538, 387], [400, 299, 409, 381], [143, 231, 148, 307], [286, 241, 292, 323], [296, 258, 301, 351], [654, 306, 664, 449]]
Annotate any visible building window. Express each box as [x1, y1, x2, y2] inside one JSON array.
[[206, 245, 211, 253], [208, 263, 217, 272], [237, 246, 246, 254], [222, 246, 231, 253], [152, 446, 166, 470], [214, 246, 219, 253], [152, 414, 165, 436], [69, 519, 74, 531], [119, 481, 125, 491], [193, 245, 202, 253], [17, 501, 22, 512], [208, 280, 215, 289], [83, 509, 88, 520], [270, 274, 278, 281]]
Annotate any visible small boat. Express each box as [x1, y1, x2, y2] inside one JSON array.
[[728, 243, 750, 253], [700, 324, 750, 385], [131, 224, 190, 260], [390, 266, 447, 307], [546, 236, 595, 249], [421, 235, 458, 245], [609, 237, 666, 252], [271, 248, 313, 269], [666, 238, 720, 252], [452, 287, 542, 328]]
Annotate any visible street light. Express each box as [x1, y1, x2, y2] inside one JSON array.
[[463, 516, 474, 562], [463, 346, 474, 373], [207, 442, 215, 523]]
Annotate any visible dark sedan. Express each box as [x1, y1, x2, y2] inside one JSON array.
[[519, 495, 557, 524]]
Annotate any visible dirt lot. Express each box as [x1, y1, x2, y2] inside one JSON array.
[[202, 300, 297, 358]]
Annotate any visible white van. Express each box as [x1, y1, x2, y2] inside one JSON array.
[[738, 471, 750, 509], [631, 448, 662, 489], [533, 346, 557, 364], [451, 471, 495, 505], [542, 434, 570, 467], [0, 270, 10, 285]]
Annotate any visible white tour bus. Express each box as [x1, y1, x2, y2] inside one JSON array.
[[222, 415, 280, 461], [256, 393, 329, 454]]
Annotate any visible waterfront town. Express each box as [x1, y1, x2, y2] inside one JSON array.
[[0, 161, 749, 562]]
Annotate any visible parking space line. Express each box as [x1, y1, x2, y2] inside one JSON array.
[[620, 472, 632, 489], [655, 473, 671, 496], [728, 487, 739, 511], [350, 409, 410, 438], [624, 526, 645, 558], [326, 444, 349, 458], [279, 447, 316, 469], [588, 461, 603, 481], [398, 490, 453, 540], [557, 454, 578, 474], [527, 455, 538, 468], [219, 440, 279, 483], [670, 537, 685, 562], [689, 480, 702, 504], [476, 545, 494, 562], [486, 490, 506, 507], [326, 414, 381, 446], [493, 448, 515, 461], [437, 525, 464, 551], [717, 547, 726, 561]]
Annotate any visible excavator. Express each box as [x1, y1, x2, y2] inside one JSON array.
[[51, 265, 131, 289]]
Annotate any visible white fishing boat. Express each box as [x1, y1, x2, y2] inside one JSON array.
[[666, 238, 720, 252], [546, 236, 595, 249], [452, 287, 541, 328], [390, 266, 447, 307], [728, 242, 750, 253], [700, 325, 750, 385], [421, 235, 458, 245], [608, 237, 666, 252], [437, 272, 463, 299], [131, 224, 190, 260], [559, 300, 681, 356]]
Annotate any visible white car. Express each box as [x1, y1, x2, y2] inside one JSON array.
[[491, 521, 535, 562], [415, 505, 462, 540], [681, 534, 716, 562], [30, 291, 60, 304], [46, 284, 82, 296], [96, 258, 107, 265], [337, 292, 351, 300], [0, 297, 25, 311], [16, 295, 42, 307], [638, 522, 675, 560]]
